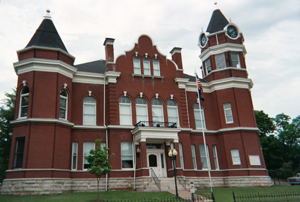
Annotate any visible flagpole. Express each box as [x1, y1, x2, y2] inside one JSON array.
[[194, 70, 213, 195]]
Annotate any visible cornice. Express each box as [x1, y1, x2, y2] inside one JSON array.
[[174, 78, 189, 89], [11, 118, 74, 127], [185, 76, 253, 93], [73, 125, 106, 130], [200, 43, 247, 61], [17, 46, 75, 60], [107, 125, 135, 129], [14, 58, 77, 79], [191, 126, 260, 134], [73, 71, 105, 84], [104, 71, 121, 84]]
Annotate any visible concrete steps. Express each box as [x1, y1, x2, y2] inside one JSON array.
[[144, 177, 187, 192]]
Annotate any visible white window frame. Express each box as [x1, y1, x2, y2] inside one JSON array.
[[167, 100, 179, 127], [249, 155, 261, 166], [223, 103, 234, 124], [231, 149, 241, 165], [179, 143, 184, 169], [199, 144, 211, 170], [133, 57, 141, 74], [215, 53, 226, 69], [136, 98, 148, 124], [13, 137, 25, 168], [19, 87, 29, 118], [153, 59, 160, 76], [59, 89, 68, 120], [83, 97, 96, 125], [205, 59, 211, 74], [231, 52, 240, 68], [83, 142, 95, 170], [119, 97, 132, 125], [143, 58, 151, 75], [152, 99, 164, 126], [212, 145, 219, 170], [191, 144, 197, 170], [194, 104, 206, 129], [71, 142, 78, 170], [121, 142, 134, 169]]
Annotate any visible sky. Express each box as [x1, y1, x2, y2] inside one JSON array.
[[0, 0, 299, 119]]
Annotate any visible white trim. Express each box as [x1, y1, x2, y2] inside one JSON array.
[[73, 125, 106, 129], [191, 126, 260, 133], [14, 58, 77, 78], [6, 168, 71, 172], [73, 71, 105, 84], [183, 168, 268, 172], [11, 118, 74, 127], [200, 43, 247, 62], [17, 46, 75, 59], [174, 78, 189, 89], [107, 125, 135, 129], [185, 76, 253, 93]]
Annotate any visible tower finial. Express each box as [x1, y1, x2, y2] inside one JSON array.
[[44, 9, 52, 19], [214, 2, 218, 9]]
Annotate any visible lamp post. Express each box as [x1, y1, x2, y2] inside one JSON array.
[[168, 148, 179, 199]]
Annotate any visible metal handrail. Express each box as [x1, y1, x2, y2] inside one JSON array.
[[176, 170, 188, 190], [150, 168, 161, 191], [134, 121, 177, 129]]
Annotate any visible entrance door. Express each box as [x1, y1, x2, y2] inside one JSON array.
[[147, 150, 166, 177]]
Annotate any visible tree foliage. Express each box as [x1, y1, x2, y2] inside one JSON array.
[[85, 139, 114, 200], [255, 110, 300, 181], [0, 89, 16, 183]]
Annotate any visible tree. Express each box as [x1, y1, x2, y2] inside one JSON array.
[[0, 90, 16, 183], [85, 139, 114, 201], [254, 110, 276, 136]]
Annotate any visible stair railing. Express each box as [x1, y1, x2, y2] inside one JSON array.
[[176, 170, 188, 190], [150, 168, 161, 191]]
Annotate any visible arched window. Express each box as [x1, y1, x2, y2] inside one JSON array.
[[194, 103, 205, 129], [133, 57, 141, 74], [59, 89, 68, 119], [167, 100, 179, 126], [136, 98, 148, 124], [83, 97, 96, 125], [152, 99, 164, 126], [153, 59, 160, 76], [119, 97, 132, 125], [143, 58, 151, 75], [19, 86, 29, 118]]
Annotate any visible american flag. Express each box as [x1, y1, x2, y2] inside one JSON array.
[[195, 73, 204, 101]]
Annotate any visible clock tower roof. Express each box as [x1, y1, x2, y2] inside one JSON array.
[[206, 9, 229, 34], [25, 14, 68, 53]]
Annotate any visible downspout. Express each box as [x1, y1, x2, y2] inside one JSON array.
[[104, 75, 108, 191]]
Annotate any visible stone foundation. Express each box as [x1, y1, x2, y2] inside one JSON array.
[[1, 176, 272, 195]]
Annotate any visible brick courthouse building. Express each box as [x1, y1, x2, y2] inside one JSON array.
[[2, 9, 272, 194]]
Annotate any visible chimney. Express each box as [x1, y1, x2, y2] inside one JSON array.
[[170, 47, 183, 70], [103, 38, 115, 63]]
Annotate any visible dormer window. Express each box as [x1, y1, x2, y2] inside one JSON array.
[[19, 86, 29, 118], [133, 57, 141, 74], [231, 52, 240, 68], [153, 59, 160, 76], [143, 58, 151, 75]]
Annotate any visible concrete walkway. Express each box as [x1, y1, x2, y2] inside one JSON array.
[[168, 190, 212, 201]]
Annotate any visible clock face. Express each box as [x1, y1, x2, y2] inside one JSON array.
[[199, 33, 207, 48], [227, 25, 238, 39]]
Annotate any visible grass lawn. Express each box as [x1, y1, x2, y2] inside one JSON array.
[[197, 185, 300, 202], [0, 191, 175, 202]]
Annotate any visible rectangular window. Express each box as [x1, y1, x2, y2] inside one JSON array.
[[121, 142, 133, 169], [143, 59, 151, 75], [215, 53, 226, 69], [191, 145, 197, 170], [133, 57, 141, 74], [231, 52, 240, 68], [153, 59, 160, 76], [13, 137, 25, 168], [223, 103, 234, 124], [231, 149, 241, 165], [212, 145, 219, 170], [205, 59, 211, 74], [179, 143, 184, 169], [199, 144, 210, 170], [72, 142, 78, 170], [249, 155, 261, 166], [83, 142, 95, 169]]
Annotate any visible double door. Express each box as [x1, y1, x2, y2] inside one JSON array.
[[147, 149, 167, 177]]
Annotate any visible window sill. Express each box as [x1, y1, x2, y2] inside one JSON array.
[[131, 74, 164, 80]]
